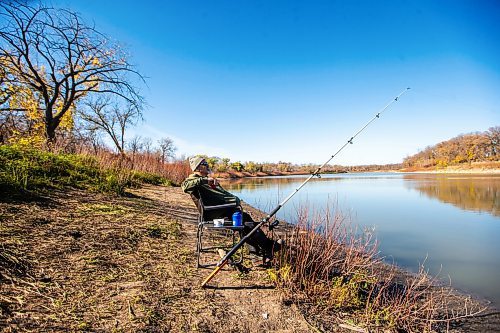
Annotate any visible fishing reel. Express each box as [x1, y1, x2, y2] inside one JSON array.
[[269, 219, 280, 231]]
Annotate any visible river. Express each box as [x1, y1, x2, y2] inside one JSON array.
[[221, 172, 500, 308]]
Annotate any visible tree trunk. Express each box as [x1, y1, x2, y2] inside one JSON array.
[[45, 121, 57, 147]]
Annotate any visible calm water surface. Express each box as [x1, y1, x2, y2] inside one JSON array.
[[221, 173, 500, 307]]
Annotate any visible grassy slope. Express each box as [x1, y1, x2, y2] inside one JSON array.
[[0, 145, 171, 196]]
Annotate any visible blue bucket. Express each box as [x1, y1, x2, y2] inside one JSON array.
[[232, 211, 243, 226]]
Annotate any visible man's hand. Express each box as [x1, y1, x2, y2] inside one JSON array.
[[208, 177, 219, 189]]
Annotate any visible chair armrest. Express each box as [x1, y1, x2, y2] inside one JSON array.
[[203, 203, 238, 211], [206, 224, 245, 231]]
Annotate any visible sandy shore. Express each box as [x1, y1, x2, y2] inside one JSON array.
[[402, 169, 500, 174]]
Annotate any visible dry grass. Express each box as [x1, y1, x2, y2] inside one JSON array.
[[89, 149, 191, 186], [269, 205, 488, 332], [0, 190, 197, 331], [0, 186, 315, 332], [0, 144, 191, 198]]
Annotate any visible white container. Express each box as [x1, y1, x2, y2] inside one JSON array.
[[213, 219, 224, 227]]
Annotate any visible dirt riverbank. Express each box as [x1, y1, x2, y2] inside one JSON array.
[[399, 161, 500, 174], [1, 185, 499, 332], [213, 163, 500, 179]]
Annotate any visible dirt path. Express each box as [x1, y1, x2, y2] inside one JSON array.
[[0, 185, 314, 332], [128, 185, 314, 332]]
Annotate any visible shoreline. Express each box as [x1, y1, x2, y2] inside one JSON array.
[[214, 168, 500, 179], [218, 169, 500, 314], [399, 169, 500, 174], [212, 161, 500, 179]]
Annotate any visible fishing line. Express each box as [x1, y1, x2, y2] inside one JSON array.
[[201, 87, 411, 287]]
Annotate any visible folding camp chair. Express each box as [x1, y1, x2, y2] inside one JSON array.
[[190, 190, 247, 268]]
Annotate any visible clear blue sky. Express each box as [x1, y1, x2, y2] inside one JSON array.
[[56, 0, 500, 165]]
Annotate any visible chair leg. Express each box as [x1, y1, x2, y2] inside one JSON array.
[[195, 220, 247, 268], [232, 230, 244, 265], [196, 222, 203, 268]]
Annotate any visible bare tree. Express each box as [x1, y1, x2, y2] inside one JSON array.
[[0, 1, 144, 143], [142, 137, 153, 155], [79, 96, 141, 155], [72, 121, 104, 155], [127, 135, 144, 157], [158, 137, 176, 163]]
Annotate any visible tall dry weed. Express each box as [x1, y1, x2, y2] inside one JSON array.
[[52, 140, 190, 189], [73, 143, 190, 185], [270, 205, 485, 332]]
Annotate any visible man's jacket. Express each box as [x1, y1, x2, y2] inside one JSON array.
[[181, 173, 241, 207]]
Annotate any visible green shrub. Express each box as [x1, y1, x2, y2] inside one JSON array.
[[0, 145, 105, 191], [131, 171, 165, 185], [0, 145, 120, 194], [0, 145, 178, 195]]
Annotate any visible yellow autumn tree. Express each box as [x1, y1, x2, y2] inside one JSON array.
[[1, 56, 43, 145], [0, 1, 144, 145]]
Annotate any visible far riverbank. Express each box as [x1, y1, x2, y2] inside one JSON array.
[[213, 162, 500, 179]]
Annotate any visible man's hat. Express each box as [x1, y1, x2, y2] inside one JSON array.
[[189, 156, 205, 171]]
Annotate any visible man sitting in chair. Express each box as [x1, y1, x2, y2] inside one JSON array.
[[181, 156, 280, 262]]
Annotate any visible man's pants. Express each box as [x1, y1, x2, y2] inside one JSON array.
[[241, 212, 274, 258], [205, 209, 274, 258]]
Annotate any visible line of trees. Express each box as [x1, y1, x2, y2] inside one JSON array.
[[194, 155, 402, 175], [194, 155, 304, 174], [403, 127, 499, 168]]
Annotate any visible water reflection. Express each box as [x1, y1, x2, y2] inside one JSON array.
[[220, 175, 342, 191], [402, 174, 500, 217], [222, 173, 500, 217], [221, 173, 500, 307]]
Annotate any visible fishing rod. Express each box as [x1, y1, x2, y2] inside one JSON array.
[[201, 87, 411, 287]]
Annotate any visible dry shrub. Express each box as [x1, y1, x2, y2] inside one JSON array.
[[74, 145, 190, 186], [269, 205, 485, 332]]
